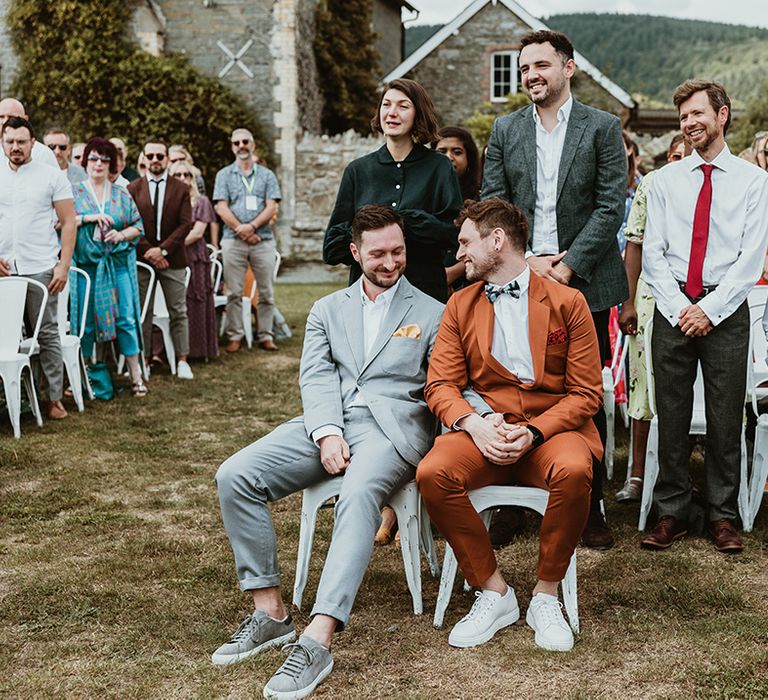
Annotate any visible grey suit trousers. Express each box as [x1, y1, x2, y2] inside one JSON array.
[[215, 407, 413, 628], [138, 266, 190, 358], [651, 304, 749, 522]]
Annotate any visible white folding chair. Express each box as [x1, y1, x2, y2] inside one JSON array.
[[747, 286, 768, 323], [432, 486, 579, 634], [57, 267, 93, 410], [604, 331, 629, 480], [241, 278, 257, 350], [151, 266, 191, 375], [0, 277, 46, 438], [117, 261, 156, 380], [292, 479, 438, 616], [638, 319, 749, 531], [746, 316, 768, 530], [206, 243, 220, 261]]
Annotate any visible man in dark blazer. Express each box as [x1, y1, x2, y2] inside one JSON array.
[[128, 140, 194, 379], [482, 29, 628, 549]]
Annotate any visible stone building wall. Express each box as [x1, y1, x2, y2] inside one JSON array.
[[406, 3, 626, 127], [289, 131, 383, 260], [373, 0, 404, 75]]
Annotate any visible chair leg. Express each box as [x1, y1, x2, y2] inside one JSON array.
[[62, 347, 84, 412], [738, 431, 750, 532], [638, 420, 660, 531], [748, 416, 768, 531], [80, 350, 94, 400], [392, 496, 423, 615], [433, 544, 459, 629], [21, 366, 43, 427], [242, 297, 253, 349], [292, 495, 322, 611], [604, 387, 616, 480], [561, 552, 580, 634], [1, 367, 22, 439]]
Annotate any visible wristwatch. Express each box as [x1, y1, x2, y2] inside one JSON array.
[[526, 425, 544, 448], [161, 249, 168, 257]]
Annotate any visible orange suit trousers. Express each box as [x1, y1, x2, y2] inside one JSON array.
[[417, 429, 593, 584]]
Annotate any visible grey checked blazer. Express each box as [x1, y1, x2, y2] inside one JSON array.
[[299, 278, 444, 467], [482, 99, 629, 312]]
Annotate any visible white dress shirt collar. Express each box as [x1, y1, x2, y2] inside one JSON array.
[[688, 143, 732, 173], [494, 266, 531, 296], [359, 276, 401, 308], [533, 95, 573, 130]]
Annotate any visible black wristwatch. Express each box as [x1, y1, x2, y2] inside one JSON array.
[[526, 425, 544, 448]]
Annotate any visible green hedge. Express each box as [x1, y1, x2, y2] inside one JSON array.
[[7, 0, 270, 180]]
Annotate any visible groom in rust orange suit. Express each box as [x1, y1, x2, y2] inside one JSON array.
[[417, 198, 602, 653]]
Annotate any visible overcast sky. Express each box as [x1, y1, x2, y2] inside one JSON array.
[[408, 0, 768, 29]]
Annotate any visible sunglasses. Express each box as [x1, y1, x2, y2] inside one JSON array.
[[169, 157, 186, 163], [145, 152, 166, 160], [87, 154, 111, 163], [174, 172, 193, 179], [232, 139, 250, 146], [48, 144, 68, 151]]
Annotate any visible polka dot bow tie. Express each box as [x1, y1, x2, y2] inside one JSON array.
[[485, 280, 521, 303]]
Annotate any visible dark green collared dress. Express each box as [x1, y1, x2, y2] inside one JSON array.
[[323, 143, 462, 302]]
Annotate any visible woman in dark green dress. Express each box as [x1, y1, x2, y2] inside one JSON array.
[[323, 79, 462, 303]]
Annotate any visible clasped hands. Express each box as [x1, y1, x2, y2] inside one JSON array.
[[144, 246, 169, 270], [459, 412, 534, 466], [679, 304, 712, 337], [527, 251, 573, 285], [235, 222, 261, 245]]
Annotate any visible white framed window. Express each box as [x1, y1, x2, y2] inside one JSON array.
[[490, 50, 520, 102]]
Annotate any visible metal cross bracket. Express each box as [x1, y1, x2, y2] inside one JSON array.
[[217, 39, 254, 79]]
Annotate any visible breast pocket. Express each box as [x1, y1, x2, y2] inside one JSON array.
[[382, 337, 424, 377]]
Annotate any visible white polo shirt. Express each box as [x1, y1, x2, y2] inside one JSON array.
[[0, 157, 73, 275]]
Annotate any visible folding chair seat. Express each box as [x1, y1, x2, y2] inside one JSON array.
[[432, 485, 579, 634], [292, 479, 438, 616]]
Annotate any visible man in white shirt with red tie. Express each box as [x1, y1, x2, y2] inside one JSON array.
[[642, 80, 768, 553]]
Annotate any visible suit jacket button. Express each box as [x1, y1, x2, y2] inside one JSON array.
[[523, 411, 532, 420]]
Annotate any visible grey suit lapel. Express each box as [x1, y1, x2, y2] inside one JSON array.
[[520, 106, 537, 195], [359, 279, 414, 375], [557, 100, 588, 202], [341, 284, 365, 374]]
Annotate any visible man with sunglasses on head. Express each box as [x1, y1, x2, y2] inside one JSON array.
[[0, 98, 58, 170], [128, 139, 194, 380], [213, 128, 281, 353], [43, 127, 86, 184]]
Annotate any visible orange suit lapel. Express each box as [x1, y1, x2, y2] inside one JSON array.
[[528, 274, 551, 387]]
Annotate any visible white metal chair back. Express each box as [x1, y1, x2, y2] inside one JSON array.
[[749, 317, 768, 416], [0, 277, 30, 355], [747, 286, 768, 323], [184, 265, 191, 288], [211, 258, 223, 290], [136, 261, 156, 324], [206, 243, 219, 261], [273, 250, 282, 283], [57, 267, 90, 339]]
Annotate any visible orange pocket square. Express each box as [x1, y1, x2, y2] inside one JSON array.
[[392, 324, 421, 339]]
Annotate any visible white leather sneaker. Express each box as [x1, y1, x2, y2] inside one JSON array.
[[176, 360, 194, 380], [448, 587, 519, 648], [525, 592, 574, 652]]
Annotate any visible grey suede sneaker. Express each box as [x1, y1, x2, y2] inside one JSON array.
[[262, 634, 334, 700], [211, 610, 296, 666]]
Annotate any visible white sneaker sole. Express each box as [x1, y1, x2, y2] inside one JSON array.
[[447, 606, 520, 648], [525, 608, 574, 652], [262, 659, 334, 700], [211, 629, 297, 666]]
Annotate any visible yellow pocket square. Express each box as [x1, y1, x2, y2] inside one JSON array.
[[392, 324, 421, 339]]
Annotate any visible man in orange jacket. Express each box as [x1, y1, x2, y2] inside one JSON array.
[[417, 198, 603, 653]]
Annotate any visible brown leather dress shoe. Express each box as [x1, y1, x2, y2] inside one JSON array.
[[225, 340, 241, 353], [47, 400, 68, 420], [641, 515, 688, 550], [580, 508, 615, 550], [259, 339, 278, 352], [710, 519, 743, 553]]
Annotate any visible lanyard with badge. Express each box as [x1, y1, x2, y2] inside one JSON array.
[[85, 180, 110, 243], [242, 170, 259, 211]]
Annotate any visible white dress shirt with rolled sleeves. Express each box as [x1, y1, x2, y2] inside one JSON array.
[[530, 96, 573, 256], [643, 145, 768, 327], [311, 277, 402, 444]]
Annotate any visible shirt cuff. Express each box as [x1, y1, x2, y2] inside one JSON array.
[[311, 425, 343, 446], [451, 412, 475, 431]]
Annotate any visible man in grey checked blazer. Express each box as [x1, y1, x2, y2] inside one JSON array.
[[213, 205, 443, 699], [482, 29, 628, 549]]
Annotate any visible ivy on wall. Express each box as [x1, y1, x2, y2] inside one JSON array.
[[314, 0, 379, 135], [7, 0, 270, 179]]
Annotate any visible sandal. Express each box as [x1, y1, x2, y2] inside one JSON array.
[[131, 380, 149, 398], [615, 477, 643, 503]]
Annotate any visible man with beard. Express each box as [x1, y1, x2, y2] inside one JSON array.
[[641, 81, 768, 553], [213, 205, 444, 699], [482, 30, 627, 549], [0, 98, 59, 170], [417, 198, 602, 652], [0, 117, 76, 419], [213, 128, 281, 353]]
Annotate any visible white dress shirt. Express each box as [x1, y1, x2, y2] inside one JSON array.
[[643, 145, 768, 327], [145, 172, 168, 238], [490, 266, 535, 383], [0, 157, 72, 274], [531, 96, 573, 256], [311, 277, 402, 444]]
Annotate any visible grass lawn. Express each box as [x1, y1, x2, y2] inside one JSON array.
[[1, 282, 767, 699]]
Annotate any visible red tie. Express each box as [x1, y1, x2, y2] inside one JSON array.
[[685, 164, 715, 299]]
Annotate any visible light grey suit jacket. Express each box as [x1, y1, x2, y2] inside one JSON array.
[[482, 99, 629, 312], [299, 277, 444, 466]]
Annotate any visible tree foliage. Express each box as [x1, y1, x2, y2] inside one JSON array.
[[729, 82, 768, 154], [314, 0, 379, 134], [547, 13, 768, 108], [464, 93, 531, 148], [7, 0, 270, 180]]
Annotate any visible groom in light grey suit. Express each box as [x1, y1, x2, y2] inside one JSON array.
[[213, 204, 444, 699], [482, 29, 628, 550]]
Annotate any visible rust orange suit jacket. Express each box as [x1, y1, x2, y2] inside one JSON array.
[[425, 273, 604, 460]]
